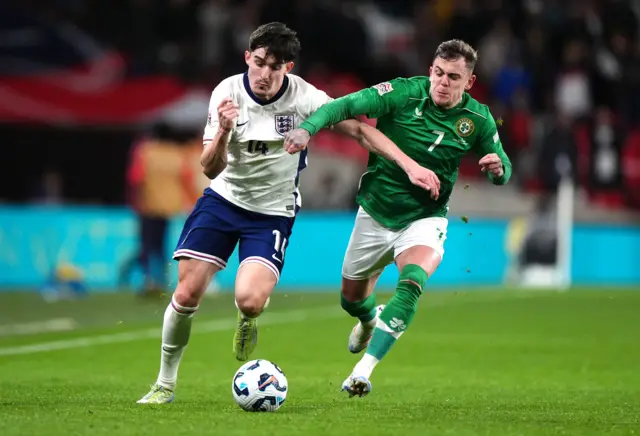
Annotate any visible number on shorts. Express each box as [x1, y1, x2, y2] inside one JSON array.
[[428, 130, 445, 152], [272, 230, 287, 263]]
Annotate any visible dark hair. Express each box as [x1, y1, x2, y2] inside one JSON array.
[[434, 39, 478, 71], [249, 22, 301, 64]]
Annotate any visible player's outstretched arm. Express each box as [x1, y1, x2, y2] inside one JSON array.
[[475, 115, 512, 185], [283, 91, 372, 155], [296, 90, 378, 137], [357, 122, 441, 199], [332, 120, 440, 199], [297, 81, 407, 137], [284, 79, 410, 154], [201, 97, 238, 179]]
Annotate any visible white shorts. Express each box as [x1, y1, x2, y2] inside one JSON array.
[[342, 207, 448, 280]]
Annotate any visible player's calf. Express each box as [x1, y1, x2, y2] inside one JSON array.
[[348, 304, 384, 353], [340, 275, 380, 321], [233, 261, 277, 361], [375, 264, 426, 337], [233, 294, 270, 362], [340, 276, 383, 353], [139, 258, 219, 403], [235, 261, 276, 317], [349, 264, 428, 382]]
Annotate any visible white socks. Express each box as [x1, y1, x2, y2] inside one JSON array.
[[353, 353, 379, 380], [156, 296, 198, 390]]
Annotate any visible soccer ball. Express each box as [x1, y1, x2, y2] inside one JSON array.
[[231, 359, 288, 412]]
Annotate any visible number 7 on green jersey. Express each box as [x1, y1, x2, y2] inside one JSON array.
[[428, 130, 445, 152]]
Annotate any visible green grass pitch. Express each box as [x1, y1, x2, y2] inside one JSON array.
[[0, 288, 639, 435]]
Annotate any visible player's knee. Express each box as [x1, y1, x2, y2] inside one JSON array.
[[173, 281, 202, 308], [173, 260, 215, 307], [341, 285, 359, 304], [340, 291, 352, 310], [340, 277, 370, 302], [235, 292, 268, 318], [235, 261, 277, 317]]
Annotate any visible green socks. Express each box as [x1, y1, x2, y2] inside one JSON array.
[[354, 264, 428, 378], [376, 264, 426, 338], [341, 292, 377, 323]]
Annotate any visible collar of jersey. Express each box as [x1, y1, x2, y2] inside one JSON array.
[[427, 91, 469, 113], [243, 72, 290, 106]]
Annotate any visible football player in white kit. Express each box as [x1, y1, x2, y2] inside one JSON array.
[[138, 22, 435, 404]]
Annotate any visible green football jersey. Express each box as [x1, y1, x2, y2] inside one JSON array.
[[299, 76, 512, 230]]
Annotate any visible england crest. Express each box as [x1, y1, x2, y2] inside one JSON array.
[[275, 114, 295, 136]]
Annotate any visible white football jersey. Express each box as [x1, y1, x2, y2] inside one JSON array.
[[203, 73, 332, 217]]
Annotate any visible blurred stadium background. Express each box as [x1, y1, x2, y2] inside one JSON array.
[[0, 0, 638, 295], [0, 1, 639, 434]]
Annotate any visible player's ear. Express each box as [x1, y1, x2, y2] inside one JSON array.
[[244, 50, 251, 66], [285, 61, 294, 74], [465, 74, 476, 91], [429, 66, 433, 76]]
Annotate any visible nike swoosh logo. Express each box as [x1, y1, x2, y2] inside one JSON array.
[[237, 120, 248, 126]]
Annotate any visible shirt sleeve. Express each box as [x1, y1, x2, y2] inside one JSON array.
[[203, 80, 232, 143], [473, 112, 512, 185], [298, 82, 333, 120], [299, 78, 412, 135]]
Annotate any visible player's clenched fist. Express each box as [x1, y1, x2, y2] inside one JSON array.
[[218, 97, 240, 132], [405, 163, 441, 200], [283, 128, 311, 154], [479, 153, 504, 177]]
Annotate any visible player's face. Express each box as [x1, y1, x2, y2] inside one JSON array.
[[428, 57, 476, 108], [245, 48, 294, 100]]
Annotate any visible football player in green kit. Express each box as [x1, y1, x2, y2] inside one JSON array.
[[284, 39, 512, 398]]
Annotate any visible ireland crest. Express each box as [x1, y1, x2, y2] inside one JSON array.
[[455, 117, 475, 137], [275, 114, 295, 135]]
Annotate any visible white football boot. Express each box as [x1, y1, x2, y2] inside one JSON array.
[[341, 374, 372, 398]]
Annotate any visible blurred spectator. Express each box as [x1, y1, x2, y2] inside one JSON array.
[[493, 49, 532, 108], [554, 39, 593, 120], [0, 0, 639, 213], [586, 107, 625, 206], [622, 129, 640, 209], [445, 0, 484, 48], [521, 21, 554, 113], [30, 168, 64, 205], [538, 111, 579, 195], [503, 87, 533, 182], [305, 63, 372, 164], [476, 17, 512, 84], [120, 122, 196, 296]]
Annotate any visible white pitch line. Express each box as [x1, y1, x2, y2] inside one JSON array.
[[0, 306, 341, 357], [0, 291, 554, 358], [0, 318, 78, 337]]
